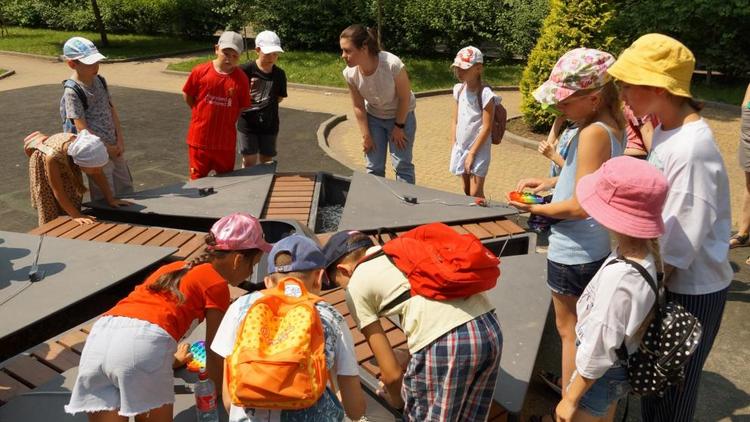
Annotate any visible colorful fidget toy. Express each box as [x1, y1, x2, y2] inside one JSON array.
[[187, 340, 206, 373], [509, 191, 546, 204]]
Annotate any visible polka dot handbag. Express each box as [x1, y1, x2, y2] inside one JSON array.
[[611, 257, 703, 397]]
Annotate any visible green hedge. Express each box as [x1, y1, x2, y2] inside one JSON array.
[[519, 0, 617, 131], [1, 0, 226, 38]]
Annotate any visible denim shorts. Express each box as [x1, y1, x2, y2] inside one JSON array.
[[546, 257, 606, 297], [577, 365, 631, 417]]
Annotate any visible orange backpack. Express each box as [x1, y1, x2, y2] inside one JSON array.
[[226, 278, 329, 410]]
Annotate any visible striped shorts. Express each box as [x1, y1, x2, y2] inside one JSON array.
[[402, 311, 503, 421]]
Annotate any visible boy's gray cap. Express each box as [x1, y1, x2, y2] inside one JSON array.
[[217, 31, 244, 53]]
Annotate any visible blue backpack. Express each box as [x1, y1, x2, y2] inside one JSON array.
[[59, 75, 108, 133]]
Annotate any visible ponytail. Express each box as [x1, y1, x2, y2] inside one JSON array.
[[340, 24, 380, 56], [647, 238, 664, 278], [148, 233, 261, 303]]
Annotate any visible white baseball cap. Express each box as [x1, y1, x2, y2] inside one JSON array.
[[255, 31, 283, 54], [452, 46, 484, 70], [217, 31, 244, 54], [63, 37, 106, 65]]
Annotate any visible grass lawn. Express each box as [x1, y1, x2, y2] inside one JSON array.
[[168, 51, 524, 92], [0, 27, 208, 59], [0, 69, 6, 74], [692, 76, 749, 105]]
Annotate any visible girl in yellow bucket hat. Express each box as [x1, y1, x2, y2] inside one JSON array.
[[608, 33, 732, 422]]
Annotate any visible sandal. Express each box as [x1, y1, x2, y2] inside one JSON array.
[[730, 233, 750, 249], [538, 370, 563, 396]]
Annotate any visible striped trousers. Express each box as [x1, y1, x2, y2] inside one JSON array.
[[640, 287, 729, 421]]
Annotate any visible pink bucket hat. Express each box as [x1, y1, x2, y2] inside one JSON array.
[[210, 213, 272, 252], [576, 156, 669, 239], [533, 47, 615, 106]]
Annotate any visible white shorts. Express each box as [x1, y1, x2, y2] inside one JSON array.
[[65, 316, 177, 417]]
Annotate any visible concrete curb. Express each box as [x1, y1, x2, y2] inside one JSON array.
[[415, 85, 519, 98], [0, 69, 16, 80], [316, 114, 359, 172], [502, 115, 540, 151], [0, 48, 210, 64]]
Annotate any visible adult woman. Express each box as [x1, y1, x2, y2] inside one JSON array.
[[340, 24, 417, 184], [24, 130, 129, 226]]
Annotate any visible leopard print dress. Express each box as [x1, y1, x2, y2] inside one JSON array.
[[28, 133, 87, 225]]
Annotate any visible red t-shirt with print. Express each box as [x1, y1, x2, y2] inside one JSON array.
[[183, 61, 251, 151], [105, 261, 231, 341]]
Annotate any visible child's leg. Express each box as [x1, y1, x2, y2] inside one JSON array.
[[110, 155, 134, 196], [133, 403, 173, 422], [238, 130, 259, 167], [87, 160, 115, 200], [552, 292, 579, 395], [469, 174, 486, 198], [461, 173, 471, 196], [88, 410, 127, 422], [365, 114, 389, 177], [258, 133, 278, 164]]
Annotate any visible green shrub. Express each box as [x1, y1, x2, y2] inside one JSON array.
[[519, 0, 617, 132]]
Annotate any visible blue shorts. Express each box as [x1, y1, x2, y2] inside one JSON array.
[[578, 365, 631, 417], [546, 257, 606, 297]]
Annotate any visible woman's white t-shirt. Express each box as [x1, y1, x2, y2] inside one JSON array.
[[647, 119, 732, 295], [575, 253, 657, 379], [342, 51, 416, 119]]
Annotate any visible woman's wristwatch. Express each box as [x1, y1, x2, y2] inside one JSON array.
[[394, 121, 405, 129]]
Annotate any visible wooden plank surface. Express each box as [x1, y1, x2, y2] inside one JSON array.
[[0, 372, 30, 404], [2, 355, 59, 388], [29, 342, 80, 373], [75, 222, 116, 241], [27, 216, 69, 235]]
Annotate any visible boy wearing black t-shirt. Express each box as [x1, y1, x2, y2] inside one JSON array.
[[238, 30, 288, 167]]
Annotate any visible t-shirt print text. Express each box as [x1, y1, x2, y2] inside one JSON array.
[[205, 94, 233, 107]]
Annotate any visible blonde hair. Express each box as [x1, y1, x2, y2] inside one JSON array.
[[577, 80, 625, 131]]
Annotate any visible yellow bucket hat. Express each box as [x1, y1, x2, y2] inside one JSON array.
[[608, 33, 695, 98]]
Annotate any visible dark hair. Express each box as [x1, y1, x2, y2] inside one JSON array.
[[326, 232, 372, 282], [340, 24, 380, 56], [686, 98, 705, 112], [148, 232, 260, 303]]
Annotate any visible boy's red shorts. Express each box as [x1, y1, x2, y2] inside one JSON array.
[[188, 146, 236, 180]]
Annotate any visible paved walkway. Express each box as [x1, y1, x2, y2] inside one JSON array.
[[1, 52, 748, 420]]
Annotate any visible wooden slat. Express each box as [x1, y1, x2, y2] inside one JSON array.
[[267, 191, 314, 198], [79, 322, 95, 334], [29, 342, 80, 372], [110, 226, 148, 244], [494, 219, 525, 235], [355, 341, 375, 364], [488, 402, 508, 421], [2, 355, 59, 388], [451, 225, 470, 235], [361, 358, 380, 378], [271, 185, 314, 192], [145, 229, 180, 247], [128, 227, 164, 246], [274, 175, 315, 182], [263, 213, 309, 220], [75, 222, 116, 241], [163, 232, 196, 249], [58, 221, 100, 239], [265, 201, 313, 208], [385, 329, 407, 347], [91, 224, 131, 242], [350, 329, 365, 345], [0, 371, 30, 404], [317, 233, 334, 245], [462, 223, 493, 239], [185, 245, 209, 262], [45, 220, 80, 237], [478, 221, 511, 237], [28, 216, 70, 235], [265, 207, 311, 214], [321, 289, 346, 305], [272, 180, 315, 186], [57, 330, 88, 354], [175, 235, 208, 260]]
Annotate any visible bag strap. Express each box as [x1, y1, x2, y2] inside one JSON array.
[[355, 248, 412, 314], [607, 256, 663, 361], [63, 79, 88, 111]]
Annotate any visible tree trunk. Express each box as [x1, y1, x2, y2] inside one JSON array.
[[90, 0, 108, 47]]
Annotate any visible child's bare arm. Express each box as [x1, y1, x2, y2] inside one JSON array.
[[450, 91, 458, 144], [361, 321, 404, 409], [222, 362, 231, 412], [73, 118, 89, 133], [110, 103, 125, 154], [183, 92, 196, 108], [205, 308, 226, 396], [337, 375, 366, 419]]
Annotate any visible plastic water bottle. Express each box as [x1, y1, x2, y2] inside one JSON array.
[[194, 368, 219, 422]]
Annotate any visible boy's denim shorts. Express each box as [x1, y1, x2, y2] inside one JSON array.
[[577, 365, 631, 417], [546, 257, 607, 297]]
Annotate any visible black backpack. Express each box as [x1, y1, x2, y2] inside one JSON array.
[[609, 257, 703, 397], [59, 75, 108, 133]]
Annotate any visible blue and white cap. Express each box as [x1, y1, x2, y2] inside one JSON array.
[[63, 37, 106, 65]]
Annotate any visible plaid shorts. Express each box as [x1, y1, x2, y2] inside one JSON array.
[[402, 311, 502, 421]]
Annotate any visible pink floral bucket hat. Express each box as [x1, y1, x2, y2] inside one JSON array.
[[533, 48, 615, 106]]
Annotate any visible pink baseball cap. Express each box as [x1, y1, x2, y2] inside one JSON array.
[[210, 213, 272, 252], [576, 156, 669, 239]]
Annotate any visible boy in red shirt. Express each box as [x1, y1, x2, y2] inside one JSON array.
[[183, 31, 251, 179]]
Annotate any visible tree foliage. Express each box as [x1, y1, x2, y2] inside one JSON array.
[[519, 0, 616, 131]]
